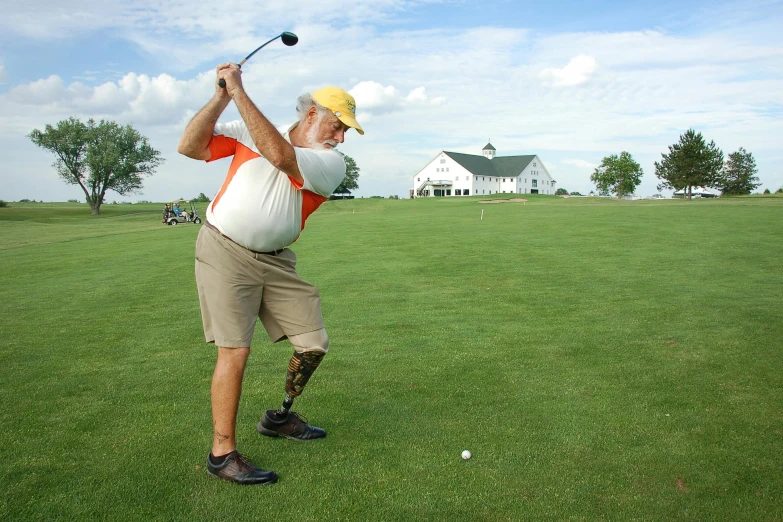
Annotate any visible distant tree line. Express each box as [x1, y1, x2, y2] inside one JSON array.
[[588, 129, 762, 199], [654, 130, 760, 199]]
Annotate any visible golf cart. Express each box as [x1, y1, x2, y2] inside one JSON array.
[[163, 199, 202, 225]]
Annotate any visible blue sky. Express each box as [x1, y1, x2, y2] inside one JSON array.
[[1, 0, 782, 202]]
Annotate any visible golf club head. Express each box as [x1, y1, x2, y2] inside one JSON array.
[[218, 32, 299, 88], [281, 32, 298, 46]]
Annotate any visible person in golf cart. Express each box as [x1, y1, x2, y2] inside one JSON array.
[[172, 201, 192, 221]]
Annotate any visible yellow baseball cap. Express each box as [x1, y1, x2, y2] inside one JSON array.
[[312, 86, 364, 135]]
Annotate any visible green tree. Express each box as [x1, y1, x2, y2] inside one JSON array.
[[717, 147, 760, 195], [191, 193, 211, 203], [654, 129, 723, 200], [334, 154, 360, 194], [763, 188, 771, 194], [555, 188, 569, 195], [590, 151, 643, 198], [29, 118, 163, 215]]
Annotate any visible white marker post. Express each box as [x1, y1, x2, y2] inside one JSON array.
[[481, 209, 484, 221]]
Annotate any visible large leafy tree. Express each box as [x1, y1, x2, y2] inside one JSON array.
[[654, 129, 723, 200], [717, 147, 760, 195], [590, 151, 643, 198], [29, 118, 163, 215], [334, 154, 360, 194]]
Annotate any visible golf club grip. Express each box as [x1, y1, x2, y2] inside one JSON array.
[[217, 63, 241, 89]]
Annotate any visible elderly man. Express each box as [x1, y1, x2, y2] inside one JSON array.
[[178, 62, 363, 485]]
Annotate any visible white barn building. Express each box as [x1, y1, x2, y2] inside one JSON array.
[[411, 143, 555, 198]]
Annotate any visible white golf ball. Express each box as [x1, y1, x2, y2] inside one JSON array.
[[461, 450, 471, 460]]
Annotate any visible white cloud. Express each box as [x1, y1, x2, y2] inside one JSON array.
[[562, 159, 596, 170], [5, 72, 216, 128], [350, 82, 400, 109], [349, 81, 443, 116], [539, 54, 597, 87], [0, 1, 442, 49], [405, 86, 428, 102]]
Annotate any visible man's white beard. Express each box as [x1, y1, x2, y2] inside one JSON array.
[[306, 115, 339, 150]]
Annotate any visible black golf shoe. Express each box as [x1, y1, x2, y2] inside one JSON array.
[[205, 450, 278, 485], [257, 410, 327, 441]]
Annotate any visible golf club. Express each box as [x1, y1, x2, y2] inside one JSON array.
[[218, 32, 298, 88]]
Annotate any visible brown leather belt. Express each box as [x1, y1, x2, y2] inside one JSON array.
[[204, 221, 283, 256]]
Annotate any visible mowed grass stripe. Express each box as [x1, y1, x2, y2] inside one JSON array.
[[0, 196, 781, 521]]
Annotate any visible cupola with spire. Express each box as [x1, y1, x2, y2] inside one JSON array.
[[482, 141, 496, 160]]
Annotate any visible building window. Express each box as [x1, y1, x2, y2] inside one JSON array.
[[532, 179, 537, 187], [455, 189, 461, 195], [464, 189, 470, 195], [503, 179, 506, 182], [482, 177, 485, 181], [440, 159, 446, 164], [436, 168, 440, 172], [417, 178, 420, 182], [446, 168, 449, 172], [447, 189, 452, 195], [482, 190, 485, 194], [533, 162, 536, 167]]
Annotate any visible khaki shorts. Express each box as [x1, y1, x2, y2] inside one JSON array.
[[195, 225, 324, 347]]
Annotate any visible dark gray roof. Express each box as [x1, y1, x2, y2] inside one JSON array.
[[491, 155, 536, 178], [482, 143, 496, 151], [444, 151, 535, 178], [444, 152, 495, 177]]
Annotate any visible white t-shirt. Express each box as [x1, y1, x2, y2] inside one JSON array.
[[205, 121, 346, 252]]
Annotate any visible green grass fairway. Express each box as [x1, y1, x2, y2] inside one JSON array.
[[1, 196, 782, 521]]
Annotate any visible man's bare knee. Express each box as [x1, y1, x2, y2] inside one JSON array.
[[289, 329, 329, 354]]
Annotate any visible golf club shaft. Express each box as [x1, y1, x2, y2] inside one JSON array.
[[218, 35, 283, 89]]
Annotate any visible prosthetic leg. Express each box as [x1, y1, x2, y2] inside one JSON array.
[[276, 351, 325, 417], [257, 329, 329, 440]]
